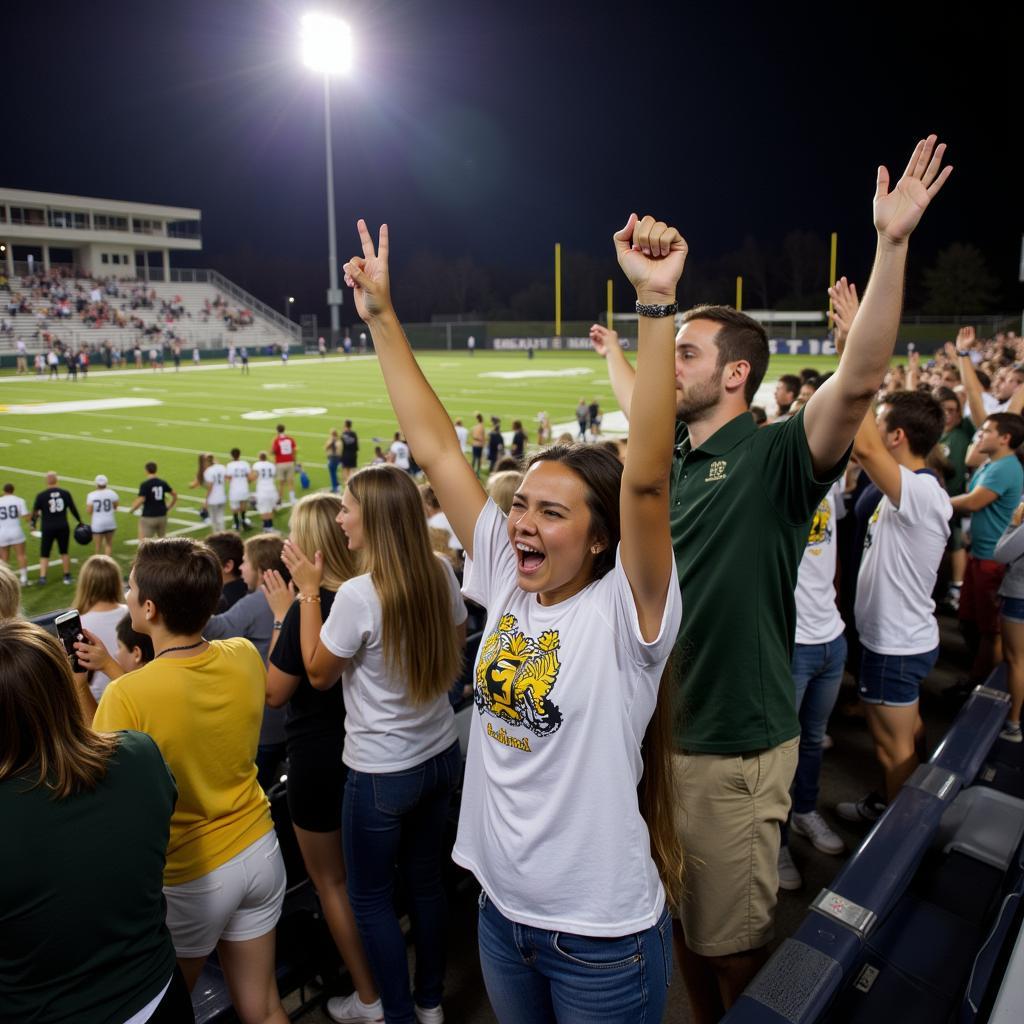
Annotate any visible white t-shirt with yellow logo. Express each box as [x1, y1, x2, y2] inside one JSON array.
[[794, 481, 846, 646], [455, 499, 681, 936]]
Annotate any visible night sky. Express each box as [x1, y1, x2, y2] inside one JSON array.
[[5, 0, 1020, 322]]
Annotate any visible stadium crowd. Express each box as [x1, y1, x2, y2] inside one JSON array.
[[5, 134, 1024, 1024]]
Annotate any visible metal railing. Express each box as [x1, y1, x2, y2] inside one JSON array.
[[169, 268, 300, 339]]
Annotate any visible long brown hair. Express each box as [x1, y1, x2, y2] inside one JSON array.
[[73, 554, 124, 613], [527, 442, 684, 908], [288, 493, 356, 592], [346, 465, 461, 704], [0, 620, 119, 798]]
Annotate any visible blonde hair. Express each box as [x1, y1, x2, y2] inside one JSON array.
[[73, 555, 123, 613], [347, 466, 461, 704], [486, 470, 524, 515], [0, 564, 21, 621], [288, 493, 356, 593], [0, 620, 119, 798]]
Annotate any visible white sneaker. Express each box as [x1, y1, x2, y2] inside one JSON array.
[[836, 792, 887, 824], [325, 992, 384, 1023], [415, 1005, 445, 1024], [777, 845, 802, 890], [791, 810, 845, 855], [1000, 721, 1023, 744]]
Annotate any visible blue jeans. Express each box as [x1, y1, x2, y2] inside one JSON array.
[[343, 741, 461, 1024], [477, 891, 672, 1024], [790, 635, 847, 815], [327, 456, 341, 492]]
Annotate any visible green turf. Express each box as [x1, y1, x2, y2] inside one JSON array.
[[0, 350, 841, 617]]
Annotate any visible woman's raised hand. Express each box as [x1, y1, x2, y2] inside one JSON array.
[[281, 540, 324, 596], [614, 213, 688, 304], [344, 219, 392, 322], [260, 569, 297, 620]]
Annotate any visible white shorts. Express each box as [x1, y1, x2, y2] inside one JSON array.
[[228, 487, 250, 506], [256, 494, 277, 515], [0, 529, 25, 547], [91, 519, 116, 535], [163, 830, 286, 958]]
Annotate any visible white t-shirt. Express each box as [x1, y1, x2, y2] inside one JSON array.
[[454, 500, 681, 936], [251, 460, 278, 498], [454, 425, 469, 452], [390, 440, 410, 470], [427, 510, 462, 552], [82, 604, 128, 701], [0, 494, 28, 544], [982, 392, 1008, 415], [855, 467, 952, 655], [203, 463, 226, 505], [226, 460, 251, 502], [794, 481, 846, 645], [320, 557, 467, 773], [86, 488, 119, 534]]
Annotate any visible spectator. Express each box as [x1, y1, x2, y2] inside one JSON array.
[[92, 539, 289, 1023], [509, 419, 527, 462], [85, 474, 119, 556], [484, 469, 523, 516], [575, 397, 588, 441], [74, 554, 128, 705], [0, 563, 21, 620], [933, 385, 974, 609], [486, 419, 504, 474], [261, 494, 379, 1022], [469, 413, 486, 476], [325, 429, 342, 494], [341, 419, 359, 486], [272, 424, 298, 506], [993, 503, 1024, 742], [773, 373, 801, 420], [389, 431, 411, 472], [951, 413, 1024, 690], [205, 531, 248, 611], [0, 620, 190, 1023]]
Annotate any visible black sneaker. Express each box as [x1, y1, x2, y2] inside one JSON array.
[[836, 791, 887, 823], [36, 576, 48, 586], [63, 574, 73, 585]]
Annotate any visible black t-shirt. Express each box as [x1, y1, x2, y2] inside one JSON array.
[[341, 430, 359, 463], [137, 478, 172, 517], [487, 429, 504, 458], [270, 588, 345, 743], [32, 488, 80, 531], [511, 431, 527, 458], [217, 577, 249, 614]]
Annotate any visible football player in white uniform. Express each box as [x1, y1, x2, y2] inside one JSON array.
[[203, 455, 228, 532], [250, 451, 279, 532], [226, 447, 252, 531], [0, 483, 30, 584], [85, 475, 119, 556]]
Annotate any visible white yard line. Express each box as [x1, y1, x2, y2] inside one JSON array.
[[0, 463, 204, 504]]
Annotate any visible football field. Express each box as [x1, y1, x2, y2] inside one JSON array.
[[0, 349, 840, 616]]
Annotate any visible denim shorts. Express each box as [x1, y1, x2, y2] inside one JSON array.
[[1001, 596, 1024, 624], [858, 647, 939, 707]]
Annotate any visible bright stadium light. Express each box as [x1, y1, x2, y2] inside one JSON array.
[[301, 13, 353, 75], [301, 12, 353, 349]]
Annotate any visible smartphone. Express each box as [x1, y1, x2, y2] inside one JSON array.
[[54, 610, 85, 672]]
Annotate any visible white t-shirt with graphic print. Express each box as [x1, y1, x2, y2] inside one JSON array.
[[794, 480, 846, 645], [319, 556, 466, 772], [855, 466, 952, 655], [226, 460, 251, 503], [454, 499, 682, 937]]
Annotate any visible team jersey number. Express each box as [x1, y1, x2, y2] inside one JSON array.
[[151, 486, 164, 502], [259, 466, 275, 481], [95, 498, 114, 513], [278, 440, 293, 455], [48, 496, 65, 514], [0, 505, 19, 520]]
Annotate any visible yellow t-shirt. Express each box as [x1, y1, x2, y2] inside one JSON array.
[[93, 637, 273, 886]]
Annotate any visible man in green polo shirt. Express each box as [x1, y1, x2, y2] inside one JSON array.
[[590, 134, 952, 1021]]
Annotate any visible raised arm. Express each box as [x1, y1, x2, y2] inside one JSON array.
[[614, 215, 687, 641], [343, 221, 486, 556], [589, 324, 637, 419], [804, 135, 952, 475], [852, 405, 903, 507], [951, 329, 989, 427]]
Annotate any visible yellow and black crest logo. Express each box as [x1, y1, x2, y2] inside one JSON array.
[[807, 497, 833, 548], [475, 613, 563, 737]]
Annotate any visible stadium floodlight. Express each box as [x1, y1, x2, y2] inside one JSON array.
[[301, 13, 353, 75], [301, 12, 353, 348]]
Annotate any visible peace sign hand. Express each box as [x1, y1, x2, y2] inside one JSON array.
[[344, 219, 392, 321]]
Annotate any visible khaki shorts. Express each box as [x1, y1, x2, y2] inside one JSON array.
[[139, 515, 168, 539], [275, 462, 295, 485], [673, 736, 798, 957]]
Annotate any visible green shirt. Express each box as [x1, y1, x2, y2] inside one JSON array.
[[669, 409, 847, 753], [0, 731, 177, 1024], [939, 417, 974, 497]]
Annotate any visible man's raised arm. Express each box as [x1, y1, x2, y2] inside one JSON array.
[[590, 324, 637, 419], [803, 135, 952, 476]]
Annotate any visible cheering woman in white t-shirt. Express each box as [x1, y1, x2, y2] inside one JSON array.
[[281, 464, 467, 1024], [337, 215, 685, 1023]]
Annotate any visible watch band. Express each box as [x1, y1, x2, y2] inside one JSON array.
[[635, 301, 678, 318]]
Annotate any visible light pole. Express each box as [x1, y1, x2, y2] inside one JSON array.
[[282, 295, 295, 319], [301, 12, 353, 349]]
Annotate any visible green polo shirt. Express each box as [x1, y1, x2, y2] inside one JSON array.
[[670, 408, 847, 754]]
